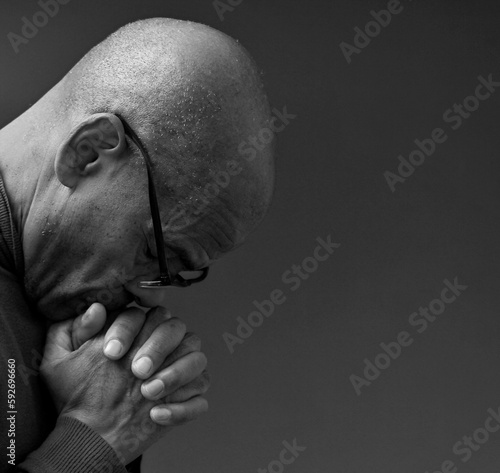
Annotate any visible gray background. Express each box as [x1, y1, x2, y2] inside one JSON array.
[[2, 0, 500, 472]]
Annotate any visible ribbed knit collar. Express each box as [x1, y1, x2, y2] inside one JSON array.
[[0, 172, 24, 277]]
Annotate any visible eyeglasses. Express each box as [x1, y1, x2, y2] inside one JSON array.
[[116, 115, 209, 288]]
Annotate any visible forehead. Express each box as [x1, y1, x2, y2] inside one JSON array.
[[161, 203, 244, 267]]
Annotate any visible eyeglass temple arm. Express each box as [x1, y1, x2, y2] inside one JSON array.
[[145, 167, 171, 285], [117, 116, 172, 285]]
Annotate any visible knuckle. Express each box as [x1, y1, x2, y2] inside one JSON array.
[[168, 398, 209, 422], [155, 318, 186, 342], [126, 307, 146, 319], [168, 317, 187, 334], [174, 411, 190, 425], [113, 320, 135, 338], [167, 366, 180, 381], [145, 339, 165, 359], [194, 352, 208, 371], [153, 307, 171, 322], [198, 371, 211, 393], [201, 370, 211, 384], [108, 309, 144, 340], [197, 397, 209, 414], [178, 399, 207, 423], [146, 306, 171, 327], [183, 332, 201, 351]]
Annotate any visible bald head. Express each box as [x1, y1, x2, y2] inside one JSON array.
[[62, 18, 275, 251], [0, 19, 275, 317]]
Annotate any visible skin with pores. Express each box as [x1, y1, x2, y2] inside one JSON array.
[[0, 19, 274, 320], [0, 18, 275, 465]]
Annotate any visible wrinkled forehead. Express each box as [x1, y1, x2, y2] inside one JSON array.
[[162, 201, 246, 267]]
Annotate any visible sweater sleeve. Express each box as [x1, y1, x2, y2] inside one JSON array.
[[16, 416, 128, 473]]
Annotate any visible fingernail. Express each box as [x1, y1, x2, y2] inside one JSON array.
[[143, 379, 164, 397], [83, 304, 96, 322], [104, 339, 123, 358], [134, 357, 153, 376], [151, 408, 171, 423]]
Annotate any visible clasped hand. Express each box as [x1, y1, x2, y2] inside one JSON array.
[[40, 304, 210, 465]]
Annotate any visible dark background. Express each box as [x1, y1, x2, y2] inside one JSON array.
[[2, 0, 500, 472]]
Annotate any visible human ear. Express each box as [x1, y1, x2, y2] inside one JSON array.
[[54, 113, 126, 188]]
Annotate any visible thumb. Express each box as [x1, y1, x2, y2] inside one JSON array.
[[44, 319, 76, 361], [71, 303, 107, 350]]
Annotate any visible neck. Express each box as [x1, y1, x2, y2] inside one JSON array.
[[0, 92, 65, 237]]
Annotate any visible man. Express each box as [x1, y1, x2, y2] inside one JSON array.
[[0, 17, 274, 472]]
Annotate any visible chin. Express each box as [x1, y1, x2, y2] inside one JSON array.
[[36, 288, 134, 322]]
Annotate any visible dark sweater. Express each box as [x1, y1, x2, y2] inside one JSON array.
[[0, 174, 127, 473]]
